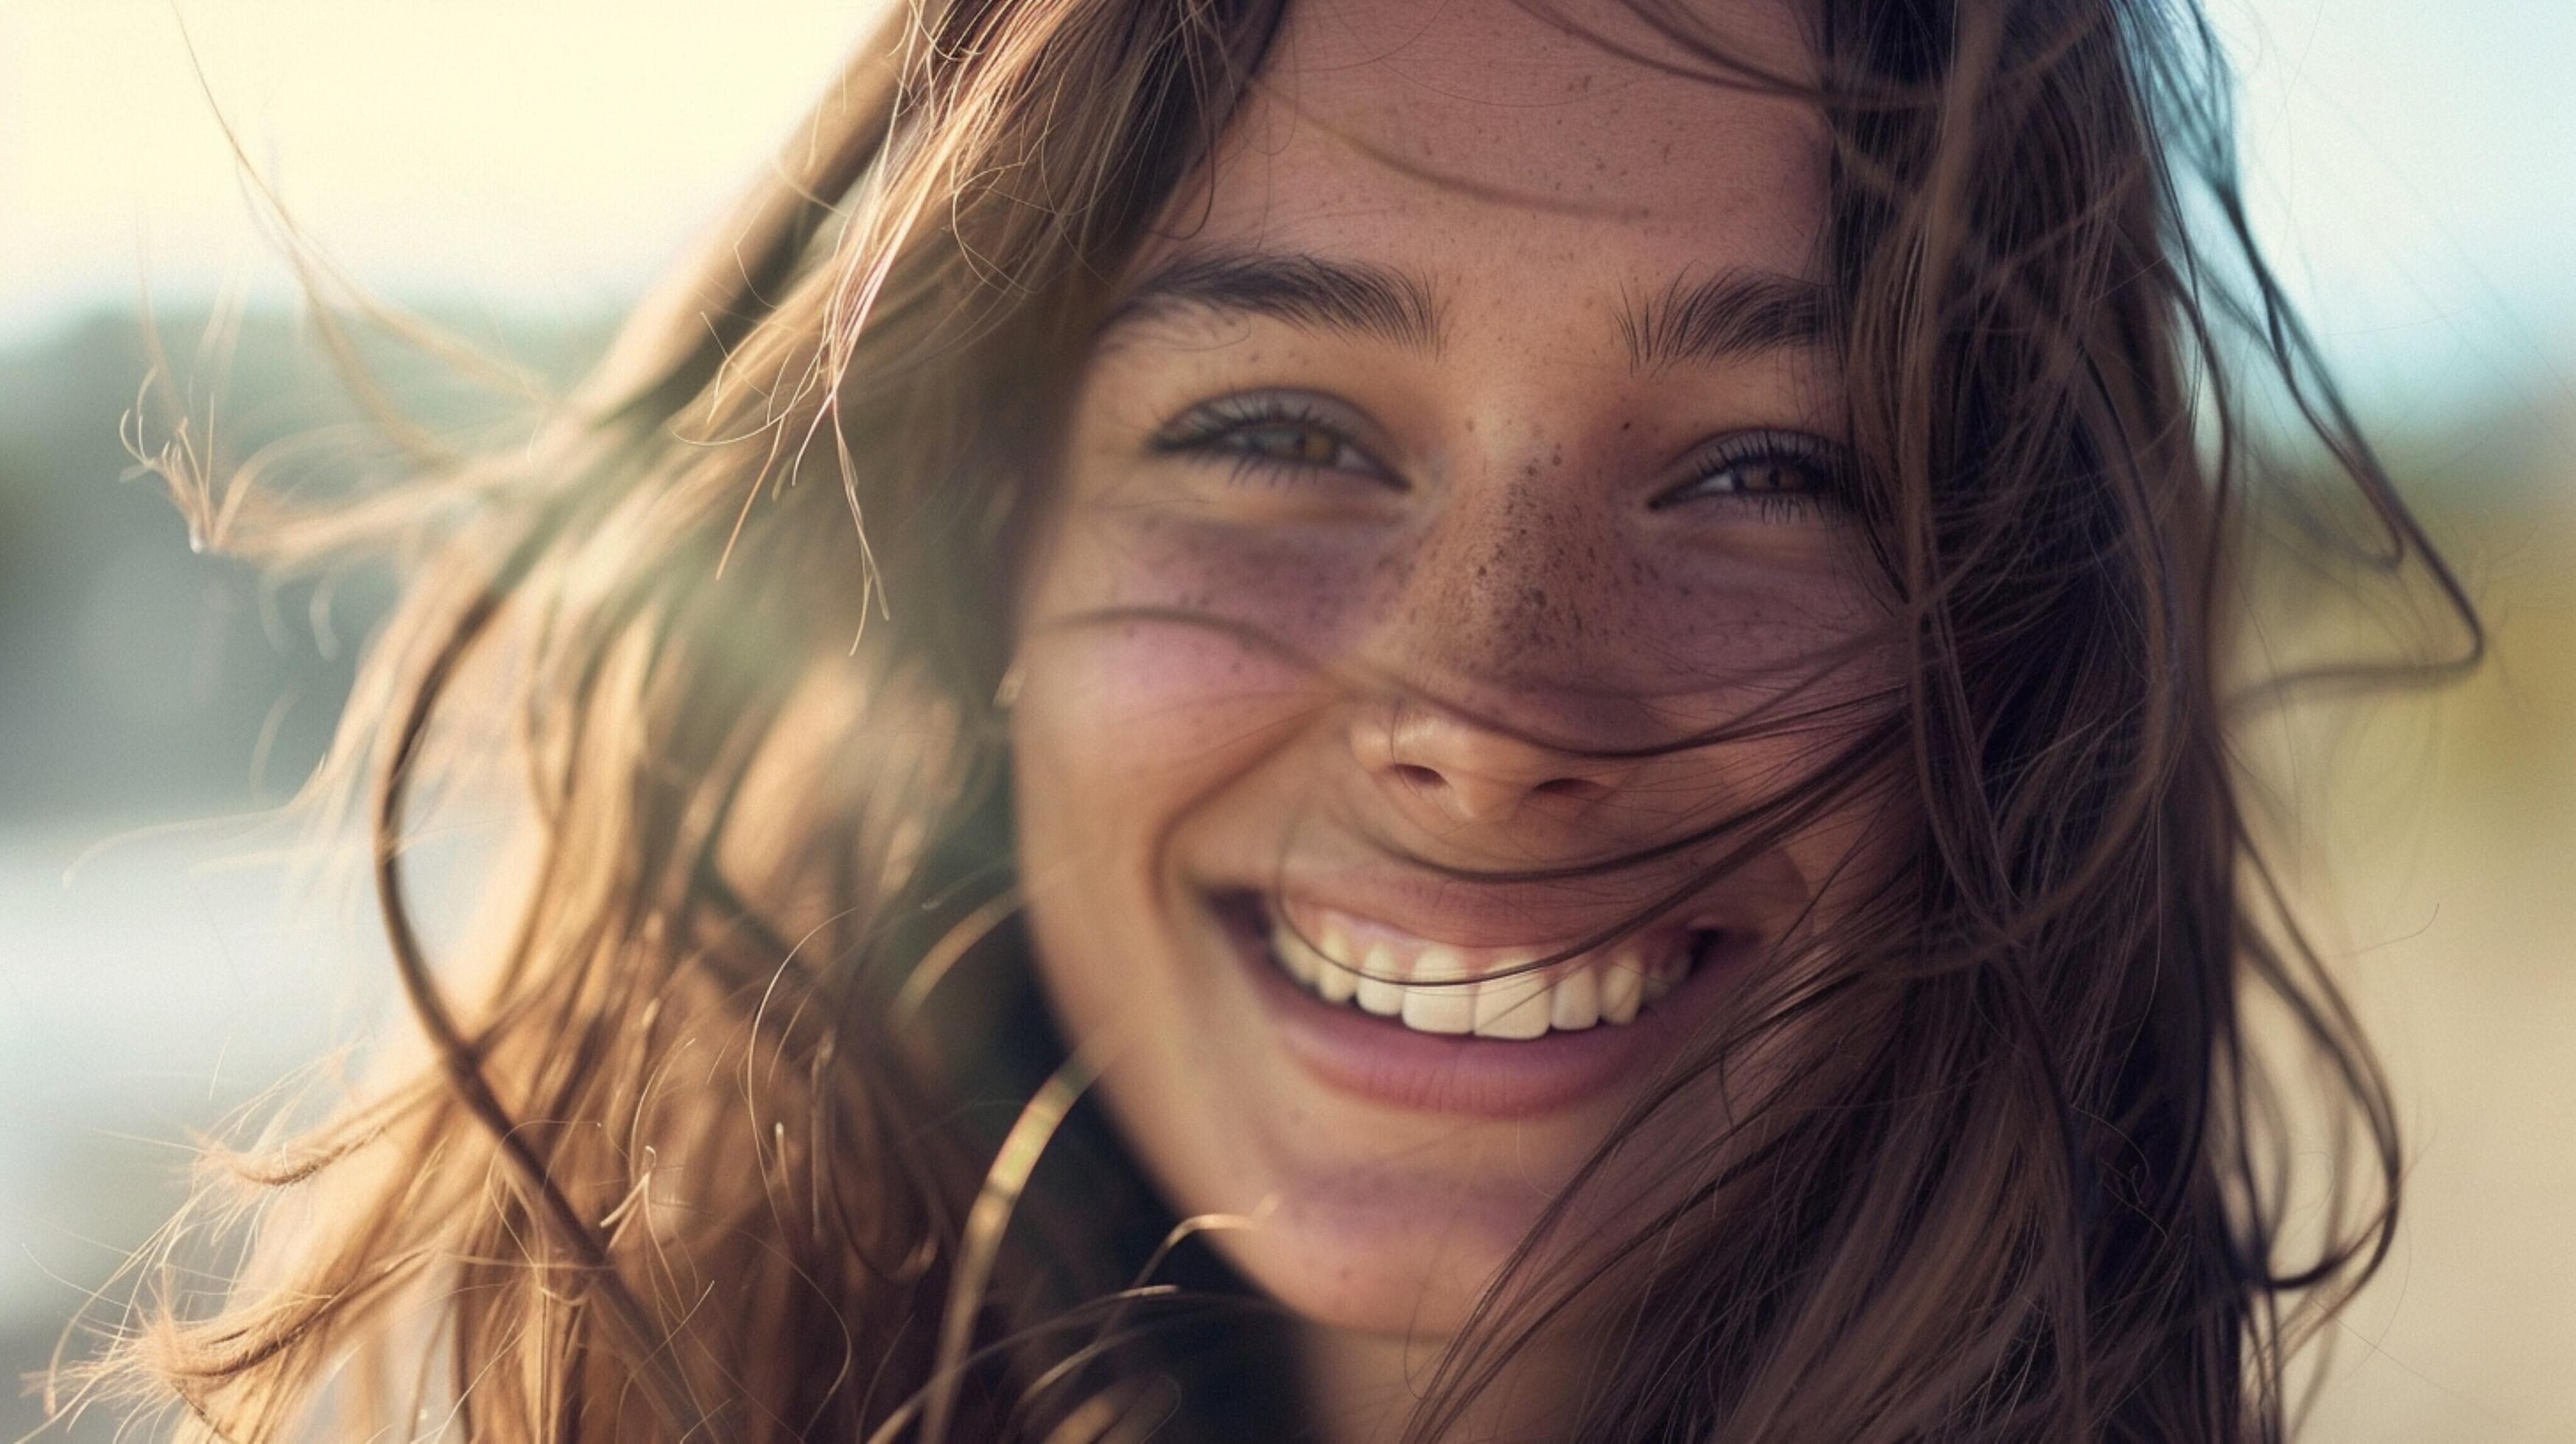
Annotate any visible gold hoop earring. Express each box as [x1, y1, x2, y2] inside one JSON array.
[[992, 659, 1026, 712]]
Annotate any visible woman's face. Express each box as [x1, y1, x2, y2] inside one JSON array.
[[1011, 0, 1890, 1341]]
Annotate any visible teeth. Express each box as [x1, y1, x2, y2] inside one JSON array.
[[1315, 949, 1359, 1003], [1322, 919, 1354, 967], [1266, 905, 1698, 1040], [1285, 915, 1363, 1003], [1600, 954, 1643, 1026], [1353, 942, 1408, 1017], [1472, 956, 1551, 1040], [1400, 947, 1475, 1034], [1548, 968, 1600, 1031], [1273, 922, 1324, 986]]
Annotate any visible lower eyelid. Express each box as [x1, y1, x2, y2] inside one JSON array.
[[1661, 466, 1835, 510], [1744, 492, 1828, 522]]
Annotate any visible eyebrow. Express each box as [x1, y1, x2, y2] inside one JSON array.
[[1617, 269, 1836, 373], [1096, 248, 1835, 370], [1102, 248, 1447, 354]]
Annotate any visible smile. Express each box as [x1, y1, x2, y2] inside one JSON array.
[[1214, 887, 1741, 1117], [1264, 896, 1702, 1040]]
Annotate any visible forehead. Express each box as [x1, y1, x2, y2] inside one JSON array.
[[1157, 0, 1828, 303]]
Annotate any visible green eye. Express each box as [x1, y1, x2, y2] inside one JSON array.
[[1654, 430, 1850, 519], [1149, 390, 1395, 486], [1231, 421, 1346, 467], [1707, 455, 1811, 494]]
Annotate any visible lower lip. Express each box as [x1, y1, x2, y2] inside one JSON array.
[[1225, 907, 1738, 1119]]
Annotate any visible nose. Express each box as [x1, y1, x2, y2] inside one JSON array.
[[1352, 697, 1637, 825]]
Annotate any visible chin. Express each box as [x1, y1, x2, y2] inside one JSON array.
[[1206, 1191, 1529, 1339], [1039, 873, 1753, 1347]]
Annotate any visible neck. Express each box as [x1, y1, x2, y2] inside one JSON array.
[[1294, 1319, 1586, 1444]]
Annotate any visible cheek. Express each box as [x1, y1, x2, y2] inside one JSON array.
[[1629, 543, 1893, 701], [1009, 514, 1399, 788], [1058, 509, 1402, 653], [1006, 518, 1373, 888]]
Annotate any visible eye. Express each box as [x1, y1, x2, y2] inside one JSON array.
[[1148, 390, 1397, 487], [1652, 430, 1850, 521]]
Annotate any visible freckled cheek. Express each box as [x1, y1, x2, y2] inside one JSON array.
[[1014, 525, 1394, 793], [1039, 517, 1396, 671], [1610, 564, 1895, 708]]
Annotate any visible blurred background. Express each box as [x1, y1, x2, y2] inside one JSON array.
[[1, 1, 2568, 1439]]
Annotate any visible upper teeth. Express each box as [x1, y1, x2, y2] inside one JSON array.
[[1267, 903, 1692, 1040]]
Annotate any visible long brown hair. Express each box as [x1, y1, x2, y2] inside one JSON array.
[[60, 0, 2468, 1438]]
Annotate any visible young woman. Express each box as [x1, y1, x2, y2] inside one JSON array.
[[77, 0, 2460, 1438]]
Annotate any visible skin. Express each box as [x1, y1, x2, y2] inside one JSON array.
[[1008, 1, 1895, 1435]]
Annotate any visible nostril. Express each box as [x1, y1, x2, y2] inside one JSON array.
[[1392, 763, 1445, 792], [1389, 766, 1610, 805]]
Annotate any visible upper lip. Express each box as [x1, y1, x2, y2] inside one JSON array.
[[1209, 864, 1773, 959]]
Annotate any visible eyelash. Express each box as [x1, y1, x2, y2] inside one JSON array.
[[1146, 393, 1391, 488], [1149, 393, 1847, 519], [1651, 430, 1850, 521]]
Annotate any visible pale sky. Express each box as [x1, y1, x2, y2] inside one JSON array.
[[3, 0, 2570, 424]]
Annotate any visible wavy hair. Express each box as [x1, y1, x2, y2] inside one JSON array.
[[57, 0, 2470, 1438]]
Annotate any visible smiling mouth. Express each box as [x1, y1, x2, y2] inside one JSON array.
[[1232, 892, 1720, 1042]]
